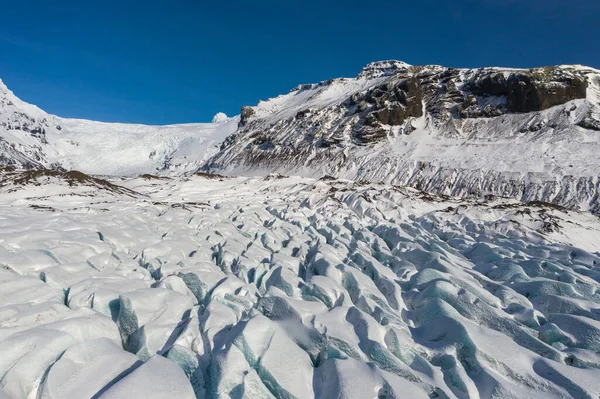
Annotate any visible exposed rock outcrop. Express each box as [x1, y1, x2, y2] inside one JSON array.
[[238, 106, 255, 127], [465, 67, 588, 113]]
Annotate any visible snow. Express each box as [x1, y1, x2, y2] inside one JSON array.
[[0, 171, 599, 397], [0, 80, 238, 175], [2, 62, 600, 397], [211, 112, 229, 123], [251, 74, 389, 122], [39, 338, 139, 399], [48, 117, 238, 176], [97, 355, 195, 399]]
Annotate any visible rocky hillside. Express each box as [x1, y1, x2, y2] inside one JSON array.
[[205, 61, 600, 213], [0, 79, 60, 169]]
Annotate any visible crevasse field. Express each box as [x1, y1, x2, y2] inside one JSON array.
[[1, 170, 600, 398]]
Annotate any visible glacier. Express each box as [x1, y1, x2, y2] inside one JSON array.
[[1, 61, 600, 398], [0, 170, 599, 398]]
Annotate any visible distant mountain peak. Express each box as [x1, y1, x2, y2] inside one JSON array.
[[357, 60, 412, 79]]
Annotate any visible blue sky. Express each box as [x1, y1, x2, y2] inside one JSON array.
[[0, 0, 598, 124]]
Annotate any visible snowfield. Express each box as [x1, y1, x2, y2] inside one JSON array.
[[0, 171, 600, 398]]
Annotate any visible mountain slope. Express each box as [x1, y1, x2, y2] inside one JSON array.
[[205, 61, 600, 213], [0, 78, 237, 175], [2, 61, 600, 210]]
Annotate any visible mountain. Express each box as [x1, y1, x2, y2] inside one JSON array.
[[205, 61, 600, 213], [2, 62, 600, 212], [0, 78, 237, 175]]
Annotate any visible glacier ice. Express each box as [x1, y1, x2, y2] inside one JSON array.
[[0, 172, 599, 397]]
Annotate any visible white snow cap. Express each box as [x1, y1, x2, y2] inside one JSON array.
[[211, 112, 229, 123], [0, 78, 15, 97], [358, 60, 412, 78]]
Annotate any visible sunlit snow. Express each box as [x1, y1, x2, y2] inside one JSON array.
[[0, 171, 599, 398]]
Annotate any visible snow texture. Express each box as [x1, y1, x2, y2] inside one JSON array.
[[0, 171, 599, 398]]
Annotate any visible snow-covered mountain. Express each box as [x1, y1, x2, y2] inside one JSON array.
[[205, 61, 600, 213], [3, 62, 600, 212], [0, 78, 237, 175]]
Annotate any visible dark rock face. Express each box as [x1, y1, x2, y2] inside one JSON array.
[[467, 73, 509, 96], [506, 73, 587, 113], [577, 113, 600, 131], [420, 68, 465, 120], [373, 105, 409, 125], [345, 77, 424, 144], [457, 95, 504, 118], [368, 78, 423, 125], [239, 106, 256, 127], [295, 109, 311, 119], [465, 68, 588, 114]]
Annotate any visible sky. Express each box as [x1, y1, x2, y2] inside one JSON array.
[[0, 0, 598, 125]]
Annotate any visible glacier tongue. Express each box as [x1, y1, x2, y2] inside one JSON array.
[[0, 172, 599, 398], [0, 78, 238, 175]]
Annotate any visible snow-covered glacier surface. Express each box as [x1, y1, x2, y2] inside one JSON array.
[[1, 171, 600, 398]]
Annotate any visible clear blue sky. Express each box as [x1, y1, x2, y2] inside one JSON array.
[[1, 0, 598, 124]]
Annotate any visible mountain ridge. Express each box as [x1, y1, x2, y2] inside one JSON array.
[[205, 61, 600, 213], [2, 61, 600, 212]]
